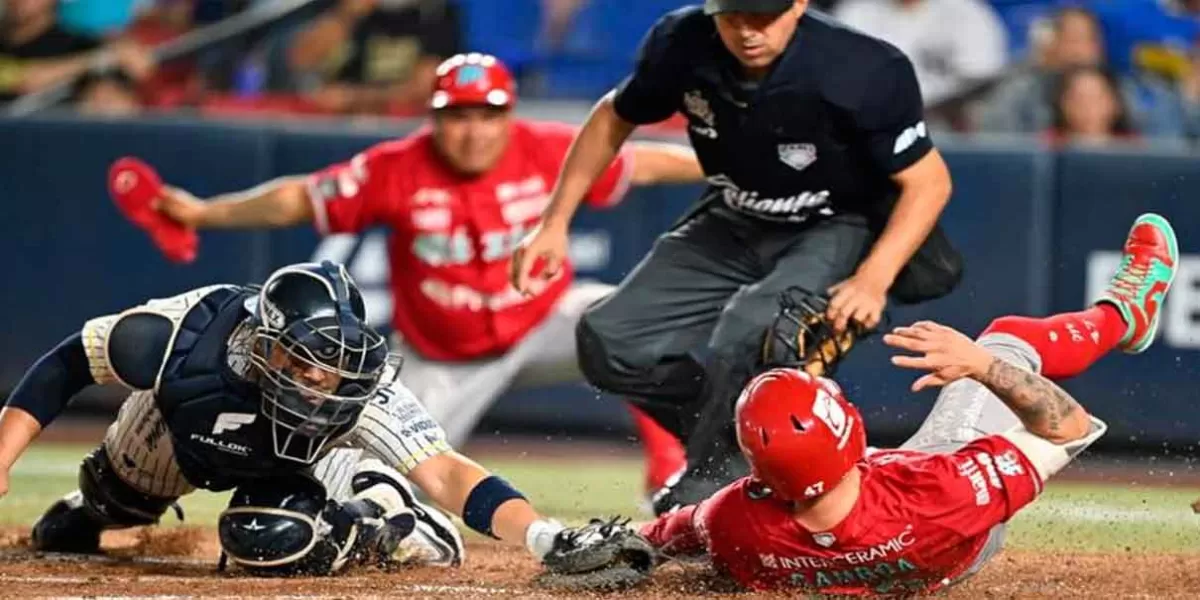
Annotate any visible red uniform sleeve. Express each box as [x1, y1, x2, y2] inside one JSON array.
[[528, 121, 634, 209], [306, 140, 407, 235], [640, 504, 706, 557], [915, 435, 1044, 537]]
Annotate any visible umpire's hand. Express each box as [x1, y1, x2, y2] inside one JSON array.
[[827, 271, 889, 332], [511, 221, 570, 295]]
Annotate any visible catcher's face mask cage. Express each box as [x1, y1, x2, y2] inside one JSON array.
[[249, 263, 397, 463], [761, 287, 877, 376]]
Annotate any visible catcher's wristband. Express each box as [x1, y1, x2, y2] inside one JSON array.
[[462, 475, 525, 538]]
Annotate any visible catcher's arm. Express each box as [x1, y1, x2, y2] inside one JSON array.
[[0, 332, 96, 496]]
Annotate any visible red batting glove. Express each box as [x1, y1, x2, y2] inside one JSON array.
[[108, 157, 198, 264]]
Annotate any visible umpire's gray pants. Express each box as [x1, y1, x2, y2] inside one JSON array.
[[576, 209, 872, 438]]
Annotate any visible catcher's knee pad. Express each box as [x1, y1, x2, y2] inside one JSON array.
[[219, 474, 359, 577]]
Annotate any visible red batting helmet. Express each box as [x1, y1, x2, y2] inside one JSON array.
[[735, 368, 866, 501], [430, 53, 516, 110]]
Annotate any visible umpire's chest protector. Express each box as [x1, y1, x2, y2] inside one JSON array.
[[154, 288, 309, 491]]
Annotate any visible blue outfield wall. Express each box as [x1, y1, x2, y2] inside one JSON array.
[[0, 116, 1197, 447]]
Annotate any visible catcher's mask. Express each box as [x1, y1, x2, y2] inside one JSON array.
[[248, 261, 399, 463], [760, 287, 877, 377]]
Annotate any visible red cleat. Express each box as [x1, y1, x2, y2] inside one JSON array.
[[1095, 213, 1179, 354]]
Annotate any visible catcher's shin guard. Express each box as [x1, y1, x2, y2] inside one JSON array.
[[32, 446, 181, 554]]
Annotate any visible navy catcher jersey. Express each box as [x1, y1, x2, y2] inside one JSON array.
[[613, 7, 934, 224], [82, 285, 451, 493]]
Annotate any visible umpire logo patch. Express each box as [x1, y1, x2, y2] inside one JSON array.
[[778, 143, 817, 171]]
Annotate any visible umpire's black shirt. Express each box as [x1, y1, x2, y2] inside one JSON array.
[[614, 6, 934, 224]]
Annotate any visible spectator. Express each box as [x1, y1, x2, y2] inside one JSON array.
[[0, 0, 154, 104], [833, 0, 1008, 107], [75, 68, 140, 115], [287, 0, 462, 115], [1047, 65, 1136, 146], [57, 0, 142, 38], [978, 6, 1198, 139]]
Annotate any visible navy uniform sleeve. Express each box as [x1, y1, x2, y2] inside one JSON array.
[[851, 54, 934, 174], [3, 314, 171, 428], [612, 15, 686, 125], [3, 333, 94, 426]]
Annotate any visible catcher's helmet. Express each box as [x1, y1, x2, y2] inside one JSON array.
[[735, 368, 866, 501], [430, 53, 516, 110], [247, 261, 395, 463]]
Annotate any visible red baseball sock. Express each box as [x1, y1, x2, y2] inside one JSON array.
[[627, 405, 685, 493], [981, 305, 1126, 379]]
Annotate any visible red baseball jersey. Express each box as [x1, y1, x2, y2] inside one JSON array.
[[306, 119, 633, 361], [642, 435, 1043, 595]]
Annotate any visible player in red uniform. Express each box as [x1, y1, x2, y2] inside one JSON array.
[[640, 213, 1179, 595], [149, 53, 704, 493]]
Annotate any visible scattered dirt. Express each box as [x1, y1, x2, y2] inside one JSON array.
[[1, 527, 1198, 599]]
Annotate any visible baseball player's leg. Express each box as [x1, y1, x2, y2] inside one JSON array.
[[394, 338, 524, 447], [902, 212, 1179, 452], [509, 281, 686, 493], [655, 215, 872, 511], [926, 214, 1177, 585], [32, 391, 192, 553], [575, 210, 762, 436], [311, 451, 463, 569]]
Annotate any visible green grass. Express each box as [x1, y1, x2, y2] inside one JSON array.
[[4, 444, 1199, 554]]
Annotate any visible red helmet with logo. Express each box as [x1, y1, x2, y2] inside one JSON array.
[[430, 53, 516, 110], [735, 368, 866, 501]]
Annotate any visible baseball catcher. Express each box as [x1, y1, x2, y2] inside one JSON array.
[[0, 261, 633, 576], [544, 212, 1178, 594]]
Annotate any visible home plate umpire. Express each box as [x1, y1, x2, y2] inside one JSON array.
[[511, 0, 964, 513]]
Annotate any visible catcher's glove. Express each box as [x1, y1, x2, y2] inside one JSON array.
[[537, 517, 657, 592], [761, 287, 879, 377]]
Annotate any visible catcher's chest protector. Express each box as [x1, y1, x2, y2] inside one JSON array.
[[154, 287, 345, 491]]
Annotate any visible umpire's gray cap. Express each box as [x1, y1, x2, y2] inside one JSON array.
[[704, 0, 795, 15]]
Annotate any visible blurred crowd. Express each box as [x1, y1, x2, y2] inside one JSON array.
[[4, 0, 1200, 146]]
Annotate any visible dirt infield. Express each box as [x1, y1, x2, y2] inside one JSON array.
[[1, 527, 1197, 599]]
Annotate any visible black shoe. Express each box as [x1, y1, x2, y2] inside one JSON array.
[[30, 492, 104, 554], [650, 452, 750, 516]]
